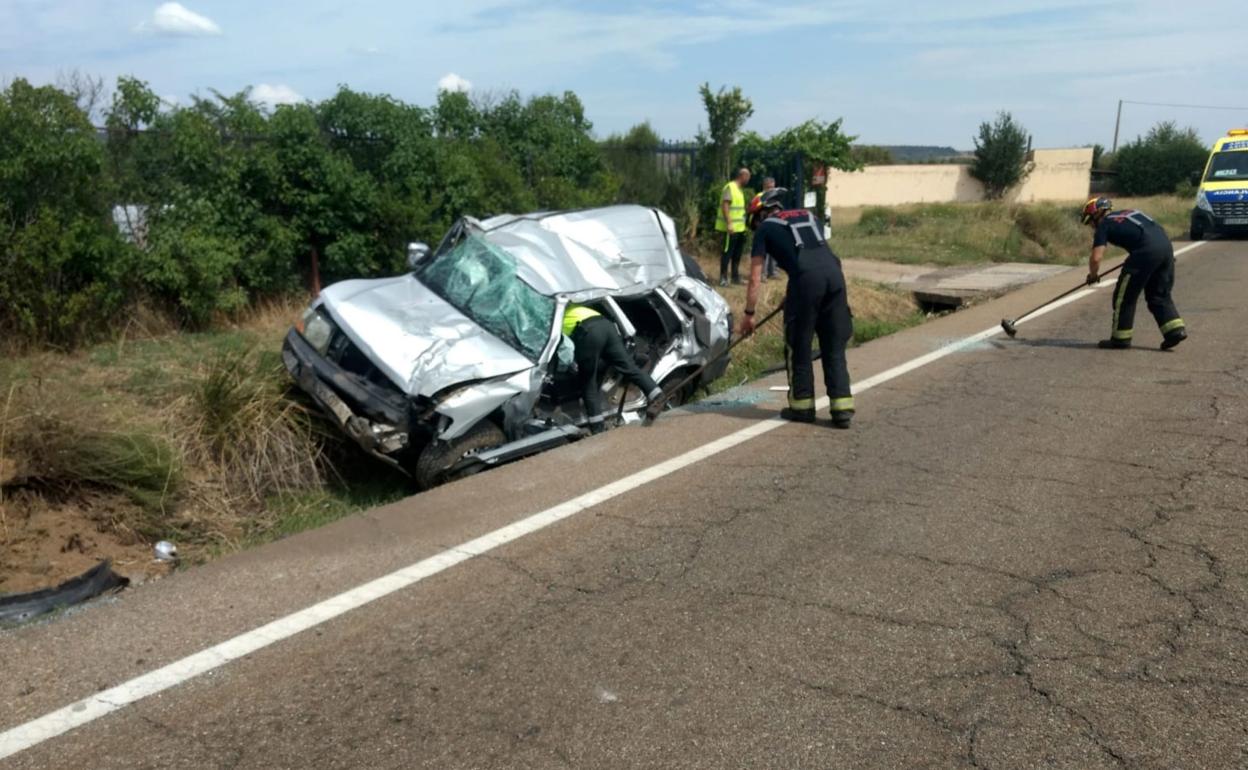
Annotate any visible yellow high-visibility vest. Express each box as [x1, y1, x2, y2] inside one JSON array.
[[562, 304, 601, 336], [715, 181, 746, 233]]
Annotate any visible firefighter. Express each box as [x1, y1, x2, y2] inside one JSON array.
[[563, 304, 664, 434], [740, 189, 855, 428], [750, 177, 780, 280], [1082, 197, 1187, 350]]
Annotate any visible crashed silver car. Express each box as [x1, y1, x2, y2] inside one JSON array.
[[282, 205, 732, 489]]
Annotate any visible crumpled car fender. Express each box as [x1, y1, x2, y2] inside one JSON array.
[[434, 369, 534, 441]]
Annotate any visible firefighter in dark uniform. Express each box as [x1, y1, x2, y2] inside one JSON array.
[[563, 304, 664, 433], [740, 188, 855, 428], [1082, 197, 1187, 350]]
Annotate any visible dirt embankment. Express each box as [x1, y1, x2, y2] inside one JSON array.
[[0, 299, 347, 595]]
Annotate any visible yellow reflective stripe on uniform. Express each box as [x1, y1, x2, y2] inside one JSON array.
[[1110, 274, 1131, 338], [562, 305, 601, 336], [783, 336, 809, 409], [1160, 318, 1185, 334], [1112, 329, 1134, 340], [830, 397, 855, 412]]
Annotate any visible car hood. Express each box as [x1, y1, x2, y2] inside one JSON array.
[[320, 275, 534, 398]]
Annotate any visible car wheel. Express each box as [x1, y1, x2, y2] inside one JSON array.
[[1190, 220, 1205, 241], [414, 421, 506, 490], [656, 372, 695, 410]]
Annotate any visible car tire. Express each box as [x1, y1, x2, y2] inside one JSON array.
[[656, 372, 695, 410], [1190, 220, 1205, 241], [414, 421, 506, 490]]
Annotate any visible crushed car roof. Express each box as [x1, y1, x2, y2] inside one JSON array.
[[474, 205, 685, 298]]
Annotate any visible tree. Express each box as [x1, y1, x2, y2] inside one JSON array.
[[1089, 143, 1106, 170], [1112, 122, 1207, 196], [970, 112, 1031, 199], [603, 122, 667, 207], [698, 83, 754, 181], [737, 119, 860, 213], [0, 79, 129, 345]]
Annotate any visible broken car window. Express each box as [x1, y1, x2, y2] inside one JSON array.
[[415, 234, 556, 361]]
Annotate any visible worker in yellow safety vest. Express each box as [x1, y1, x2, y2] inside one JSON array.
[[563, 304, 664, 434], [750, 176, 778, 280], [715, 167, 751, 287]]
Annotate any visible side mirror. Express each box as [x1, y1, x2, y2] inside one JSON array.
[[1190, 171, 1203, 186], [406, 242, 431, 270]]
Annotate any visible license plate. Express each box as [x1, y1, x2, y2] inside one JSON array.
[[1223, 217, 1248, 225]]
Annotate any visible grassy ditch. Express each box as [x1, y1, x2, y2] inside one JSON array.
[[0, 300, 409, 590], [0, 268, 926, 590], [826, 195, 1190, 267]]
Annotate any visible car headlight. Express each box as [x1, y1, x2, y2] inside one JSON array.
[[300, 308, 334, 355], [1195, 190, 1213, 213]]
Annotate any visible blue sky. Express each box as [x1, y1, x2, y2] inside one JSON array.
[[3, 0, 1246, 148]]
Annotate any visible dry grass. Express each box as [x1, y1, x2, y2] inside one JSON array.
[[0, 293, 339, 558], [176, 348, 326, 509], [826, 194, 1193, 267]]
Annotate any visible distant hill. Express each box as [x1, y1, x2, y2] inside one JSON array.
[[880, 145, 968, 163]]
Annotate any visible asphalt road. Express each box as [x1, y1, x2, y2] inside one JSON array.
[[3, 239, 1247, 769]]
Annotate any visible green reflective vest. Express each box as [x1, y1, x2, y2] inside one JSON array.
[[562, 304, 601, 336], [714, 181, 746, 233]]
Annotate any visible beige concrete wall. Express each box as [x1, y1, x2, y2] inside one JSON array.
[[1006, 148, 1094, 204], [825, 147, 1093, 208]]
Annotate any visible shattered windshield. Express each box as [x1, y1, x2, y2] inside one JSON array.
[[414, 234, 556, 361]]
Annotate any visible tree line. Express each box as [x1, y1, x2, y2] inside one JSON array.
[[1, 77, 863, 349]]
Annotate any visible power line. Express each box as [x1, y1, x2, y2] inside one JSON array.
[[1112, 99, 1248, 152], [1121, 99, 1248, 112]]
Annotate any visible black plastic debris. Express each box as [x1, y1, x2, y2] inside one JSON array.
[[0, 560, 129, 627]]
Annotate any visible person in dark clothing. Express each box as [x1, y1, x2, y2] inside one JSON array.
[[1082, 197, 1187, 350], [740, 189, 855, 428], [563, 305, 663, 434]]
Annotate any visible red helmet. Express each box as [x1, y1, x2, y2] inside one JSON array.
[[1081, 197, 1111, 225]]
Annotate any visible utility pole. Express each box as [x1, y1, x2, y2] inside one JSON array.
[[1111, 99, 1123, 153]]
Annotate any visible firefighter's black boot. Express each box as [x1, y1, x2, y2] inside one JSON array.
[[780, 407, 816, 423], [1160, 328, 1187, 350], [1097, 338, 1131, 350], [830, 411, 853, 430]]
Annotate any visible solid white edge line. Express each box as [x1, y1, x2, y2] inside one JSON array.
[[0, 241, 1206, 760]]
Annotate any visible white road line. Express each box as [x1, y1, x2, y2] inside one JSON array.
[[0, 241, 1206, 761]]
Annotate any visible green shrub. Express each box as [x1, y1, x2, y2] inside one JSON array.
[[1114, 122, 1208, 196], [970, 112, 1031, 199], [0, 79, 132, 347]]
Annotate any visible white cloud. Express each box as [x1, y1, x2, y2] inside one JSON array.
[[250, 84, 304, 108], [437, 73, 473, 93], [136, 3, 222, 37]]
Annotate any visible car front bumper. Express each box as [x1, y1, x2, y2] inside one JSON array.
[[281, 329, 418, 466]]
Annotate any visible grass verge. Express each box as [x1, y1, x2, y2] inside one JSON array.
[[0, 298, 409, 586], [827, 194, 1191, 267]]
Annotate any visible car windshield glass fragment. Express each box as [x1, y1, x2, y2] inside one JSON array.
[[1206, 152, 1248, 181], [414, 234, 556, 361]]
